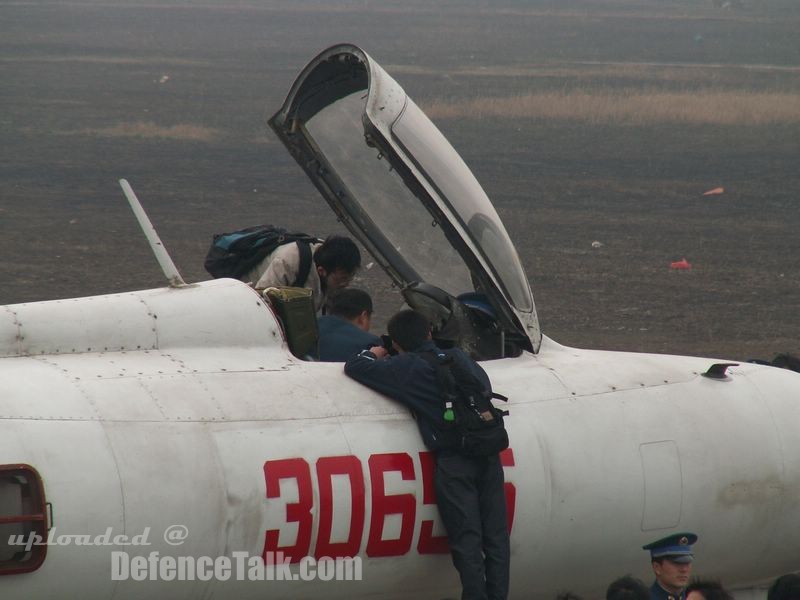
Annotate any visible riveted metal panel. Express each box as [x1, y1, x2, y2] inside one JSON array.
[[143, 280, 281, 351], [204, 368, 340, 422], [37, 350, 187, 382], [163, 346, 292, 374], [80, 377, 168, 422], [137, 374, 225, 422], [0, 359, 97, 420], [0, 306, 21, 358], [0, 280, 284, 361], [12, 294, 157, 357], [536, 340, 699, 397]]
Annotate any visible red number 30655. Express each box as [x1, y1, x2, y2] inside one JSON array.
[[263, 450, 516, 563]]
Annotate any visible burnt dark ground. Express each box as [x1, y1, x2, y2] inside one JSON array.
[[1, 0, 799, 360]]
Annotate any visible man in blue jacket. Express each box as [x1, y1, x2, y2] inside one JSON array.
[[317, 288, 381, 361], [344, 310, 509, 600]]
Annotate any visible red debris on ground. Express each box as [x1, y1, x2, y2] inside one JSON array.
[[670, 258, 692, 270], [703, 187, 725, 196]]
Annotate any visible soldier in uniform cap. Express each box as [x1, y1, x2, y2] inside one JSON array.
[[642, 532, 698, 600]]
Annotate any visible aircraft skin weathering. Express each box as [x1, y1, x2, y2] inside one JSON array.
[[1, 44, 799, 599]]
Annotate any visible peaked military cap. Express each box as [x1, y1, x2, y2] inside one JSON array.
[[642, 532, 698, 563]]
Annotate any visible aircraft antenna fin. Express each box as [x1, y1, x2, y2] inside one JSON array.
[[119, 179, 186, 287], [702, 362, 739, 379]]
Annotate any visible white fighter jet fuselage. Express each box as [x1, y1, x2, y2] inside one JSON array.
[[1, 45, 798, 599]]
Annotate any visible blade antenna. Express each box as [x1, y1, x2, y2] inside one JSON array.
[[118, 179, 186, 287]]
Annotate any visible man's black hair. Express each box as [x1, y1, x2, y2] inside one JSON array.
[[325, 288, 373, 320], [606, 575, 649, 600], [555, 592, 585, 600], [768, 574, 800, 600], [685, 580, 733, 600], [387, 310, 430, 352], [313, 235, 361, 274]]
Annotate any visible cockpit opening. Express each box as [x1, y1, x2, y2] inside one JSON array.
[[269, 44, 540, 358], [263, 283, 523, 362], [402, 283, 525, 360]]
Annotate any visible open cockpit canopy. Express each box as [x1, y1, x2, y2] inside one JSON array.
[[269, 44, 540, 357]]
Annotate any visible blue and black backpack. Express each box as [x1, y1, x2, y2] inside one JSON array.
[[204, 224, 321, 286], [419, 350, 510, 457]]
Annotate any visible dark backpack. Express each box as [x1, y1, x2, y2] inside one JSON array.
[[419, 350, 509, 457], [204, 224, 321, 285]]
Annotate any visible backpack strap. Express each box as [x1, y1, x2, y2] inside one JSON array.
[[421, 350, 510, 416], [292, 241, 314, 287], [417, 350, 459, 404]]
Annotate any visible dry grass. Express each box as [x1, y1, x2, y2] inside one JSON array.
[[486, 7, 785, 24], [388, 62, 800, 97], [14, 2, 789, 25], [423, 89, 800, 125], [0, 55, 209, 67], [75, 122, 222, 141], [452, 61, 800, 81]]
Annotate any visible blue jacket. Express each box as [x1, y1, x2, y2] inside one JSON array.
[[650, 581, 685, 600], [317, 315, 381, 362], [344, 340, 492, 452]]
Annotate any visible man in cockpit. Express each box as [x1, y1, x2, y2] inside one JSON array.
[[317, 288, 381, 361], [246, 235, 361, 313]]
